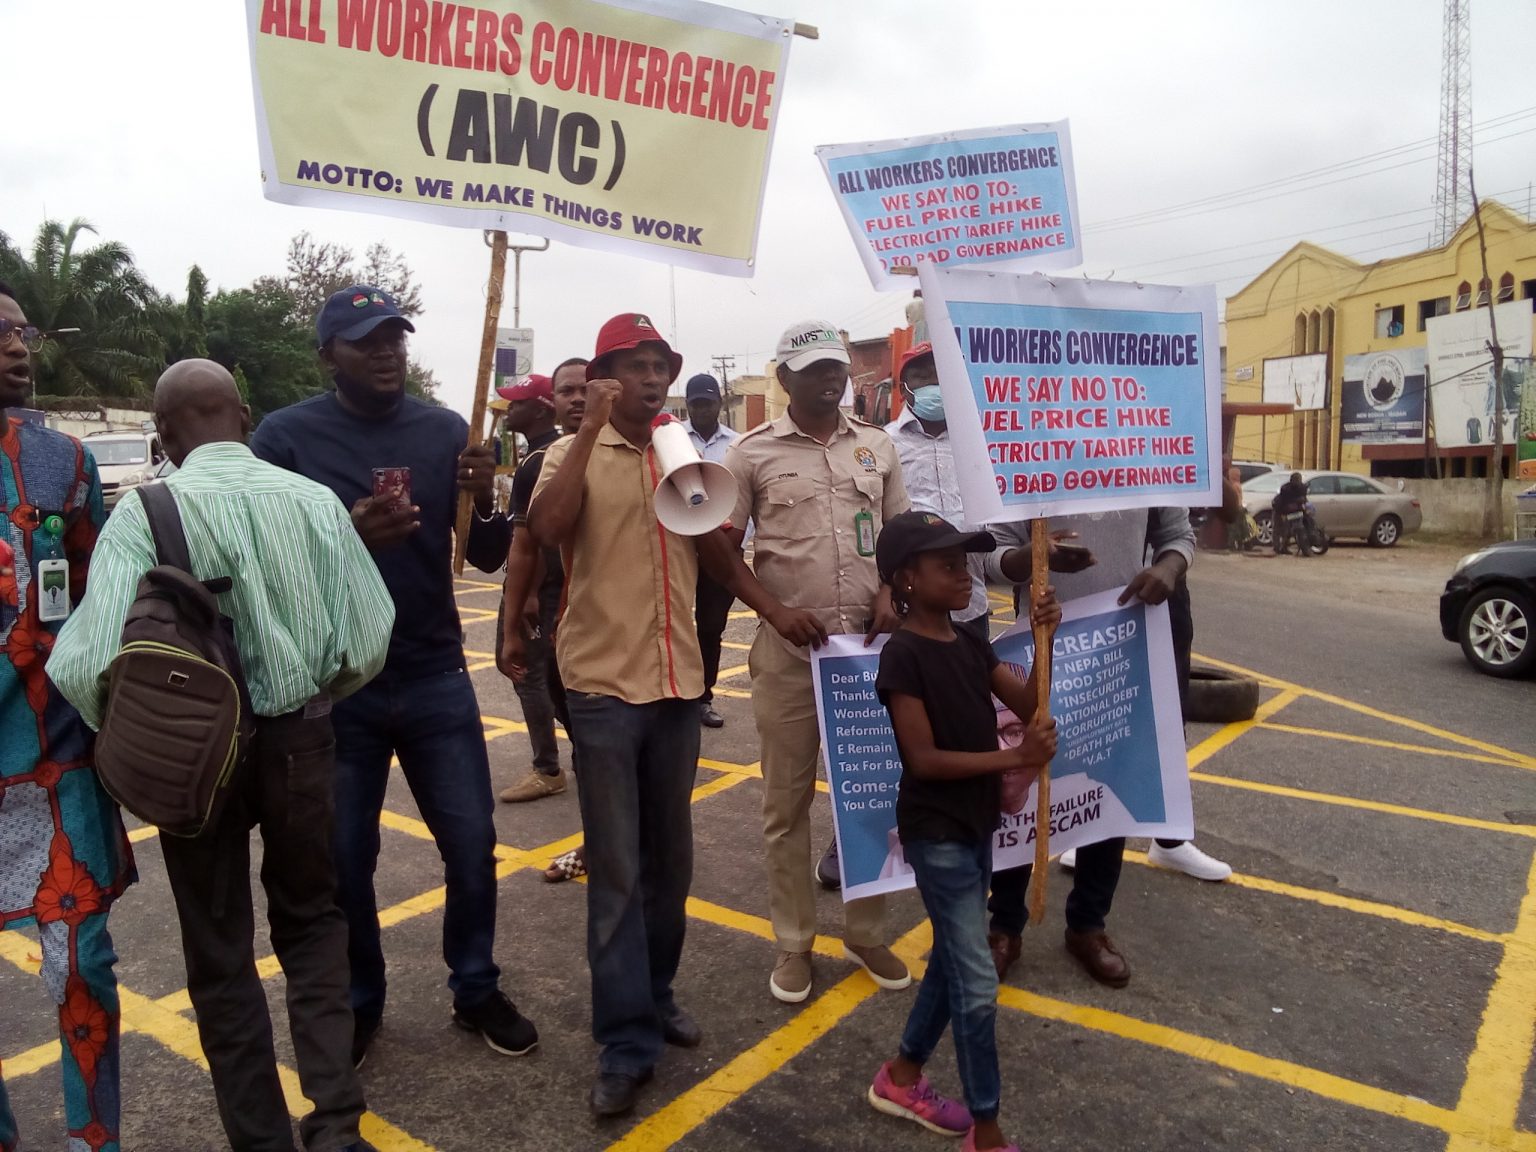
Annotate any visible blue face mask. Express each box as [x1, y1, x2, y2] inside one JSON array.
[[908, 385, 945, 422]]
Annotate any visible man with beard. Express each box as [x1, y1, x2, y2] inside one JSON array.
[[251, 285, 532, 1069]]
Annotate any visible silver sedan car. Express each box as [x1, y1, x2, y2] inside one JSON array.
[[1242, 470, 1423, 547]]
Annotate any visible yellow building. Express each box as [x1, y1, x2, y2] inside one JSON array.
[[1224, 200, 1536, 478]]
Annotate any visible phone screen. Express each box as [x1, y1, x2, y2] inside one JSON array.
[[372, 467, 412, 513]]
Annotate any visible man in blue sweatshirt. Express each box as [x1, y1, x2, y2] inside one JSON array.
[[252, 285, 534, 1068]]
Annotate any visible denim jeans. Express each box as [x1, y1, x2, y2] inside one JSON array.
[[331, 669, 501, 1024], [901, 837, 1001, 1124], [566, 692, 699, 1076], [497, 596, 561, 777]]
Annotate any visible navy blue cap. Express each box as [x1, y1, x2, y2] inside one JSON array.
[[316, 284, 415, 348], [685, 373, 722, 402]]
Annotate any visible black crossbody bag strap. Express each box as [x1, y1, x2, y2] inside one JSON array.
[[137, 482, 196, 573]]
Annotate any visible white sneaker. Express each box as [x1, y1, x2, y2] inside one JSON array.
[[1057, 847, 1077, 870], [1147, 841, 1232, 882]]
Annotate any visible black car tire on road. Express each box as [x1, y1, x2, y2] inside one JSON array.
[[1457, 586, 1535, 678], [1369, 514, 1402, 548], [1185, 666, 1262, 724]]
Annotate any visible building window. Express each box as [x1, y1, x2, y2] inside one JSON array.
[[1374, 305, 1404, 339], [1456, 280, 1472, 310], [1476, 277, 1492, 307], [1497, 273, 1515, 303], [1523, 279, 1536, 301], [1417, 297, 1450, 331]]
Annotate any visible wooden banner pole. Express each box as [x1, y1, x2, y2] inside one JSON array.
[[1025, 518, 1055, 925], [454, 230, 509, 576]]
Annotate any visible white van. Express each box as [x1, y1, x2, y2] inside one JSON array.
[[83, 429, 166, 510]]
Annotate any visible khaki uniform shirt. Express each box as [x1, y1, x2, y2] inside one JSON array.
[[726, 412, 909, 661], [532, 426, 704, 704]]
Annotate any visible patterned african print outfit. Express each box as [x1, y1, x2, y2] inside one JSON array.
[[0, 418, 133, 1152]]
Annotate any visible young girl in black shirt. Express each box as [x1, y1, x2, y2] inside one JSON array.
[[866, 512, 1059, 1152]]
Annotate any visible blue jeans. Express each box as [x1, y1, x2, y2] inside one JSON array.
[[566, 693, 699, 1076], [331, 669, 501, 1023], [901, 838, 1001, 1124]]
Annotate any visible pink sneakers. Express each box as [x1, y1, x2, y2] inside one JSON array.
[[962, 1129, 1021, 1152], [867, 1061, 973, 1137]]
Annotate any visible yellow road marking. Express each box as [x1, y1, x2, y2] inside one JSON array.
[[1192, 653, 1536, 771], [701, 755, 829, 795], [127, 825, 158, 843], [992, 982, 1536, 1150], [712, 685, 753, 699], [714, 662, 750, 681], [1187, 689, 1300, 769], [1190, 772, 1536, 840], [1124, 850, 1506, 944], [604, 922, 934, 1152], [722, 640, 752, 651], [1446, 851, 1536, 1152], [1258, 722, 1530, 769]]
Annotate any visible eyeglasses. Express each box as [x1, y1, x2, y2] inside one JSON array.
[[0, 319, 46, 353]]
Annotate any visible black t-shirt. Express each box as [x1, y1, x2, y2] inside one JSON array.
[[511, 429, 565, 624], [251, 391, 511, 679], [876, 626, 1001, 844]]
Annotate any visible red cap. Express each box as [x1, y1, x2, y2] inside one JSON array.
[[497, 374, 554, 408], [898, 341, 934, 383], [588, 313, 683, 382]]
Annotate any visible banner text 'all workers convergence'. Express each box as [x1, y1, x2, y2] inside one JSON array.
[[246, 0, 795, 274]]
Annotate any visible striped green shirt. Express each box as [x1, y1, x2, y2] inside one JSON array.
[[49, 441, 395, 727]]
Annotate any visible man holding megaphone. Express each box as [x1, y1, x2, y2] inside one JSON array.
[[527, 313, 826, 1120]]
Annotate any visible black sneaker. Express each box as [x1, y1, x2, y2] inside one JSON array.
[[351, 1014, 380, 1070], [452, 990, 539, 1056]]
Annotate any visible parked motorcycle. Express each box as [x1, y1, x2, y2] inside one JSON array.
[[1276, 503, 1329, 556]]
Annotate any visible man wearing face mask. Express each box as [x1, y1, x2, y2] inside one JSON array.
[[884, 343, 991, 644], [251, 286, 533, 1070]]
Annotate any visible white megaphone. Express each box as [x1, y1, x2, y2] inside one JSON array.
[[651, 414, 738, 536]]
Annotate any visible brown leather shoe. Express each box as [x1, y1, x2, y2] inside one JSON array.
[[987, 931, 1021, 981], [1064, 929, 1130, 988]]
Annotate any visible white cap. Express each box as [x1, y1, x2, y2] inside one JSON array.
[[775, 320, 851, 372]]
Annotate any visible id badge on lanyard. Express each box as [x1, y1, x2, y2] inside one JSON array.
[[35, 514, 70, 623], [854, 510, 875, 557]]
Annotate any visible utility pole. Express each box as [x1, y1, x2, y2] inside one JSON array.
[[1469, 171, 1507, 539], [711, 354, 736, 425]]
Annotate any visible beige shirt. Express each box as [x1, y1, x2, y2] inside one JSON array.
[[726, 411, 909, 660], [532, 426, 704, 704]]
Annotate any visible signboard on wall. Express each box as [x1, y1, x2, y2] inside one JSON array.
[[1340, 347, 1426, 444], [1261, 353, 1327, 411], [1426, 301, 1534, 449]]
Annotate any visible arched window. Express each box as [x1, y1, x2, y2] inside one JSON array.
[[1498, 272, 1515, 302], [1294, 313, 1308, 355], [1476, 277, 1492, 307], [1456, 280, 1472, 310], [1306, 310, 1321, 354]]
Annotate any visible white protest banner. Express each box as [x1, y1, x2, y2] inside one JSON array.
[[817, 123, 1081, 291], [811, 589, 1193, 902], [917, 264, 1221, 524], [1426, 300, 1534, 449], [246, 0, 794, 275]]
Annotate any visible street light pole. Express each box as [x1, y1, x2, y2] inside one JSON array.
[[504, 235, 550, 328]]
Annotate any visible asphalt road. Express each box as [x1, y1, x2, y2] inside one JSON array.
[[3, 538, 1533, 1152]]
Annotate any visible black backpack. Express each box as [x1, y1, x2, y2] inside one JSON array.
[[93, 482, 254, 838]]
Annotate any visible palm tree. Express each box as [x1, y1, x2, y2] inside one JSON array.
[[0, 218, 166, 400]]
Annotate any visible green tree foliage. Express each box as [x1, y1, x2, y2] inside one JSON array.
[[0, 218, 166, 399], [0, 219, 440, 414]]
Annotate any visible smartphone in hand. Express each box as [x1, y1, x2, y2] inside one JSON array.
[[372, 467, 412, 513]]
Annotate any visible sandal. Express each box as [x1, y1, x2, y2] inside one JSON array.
[[543, 848, 586, 883]]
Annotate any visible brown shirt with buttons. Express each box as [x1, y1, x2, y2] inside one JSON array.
[[531, 426, 704, 704], [726, 411, 909, 661]]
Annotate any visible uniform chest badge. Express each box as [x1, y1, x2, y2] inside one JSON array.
[[853, 447, 877, 471]]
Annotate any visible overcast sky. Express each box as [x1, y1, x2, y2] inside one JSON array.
[[7, 0, 1534, 416]]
